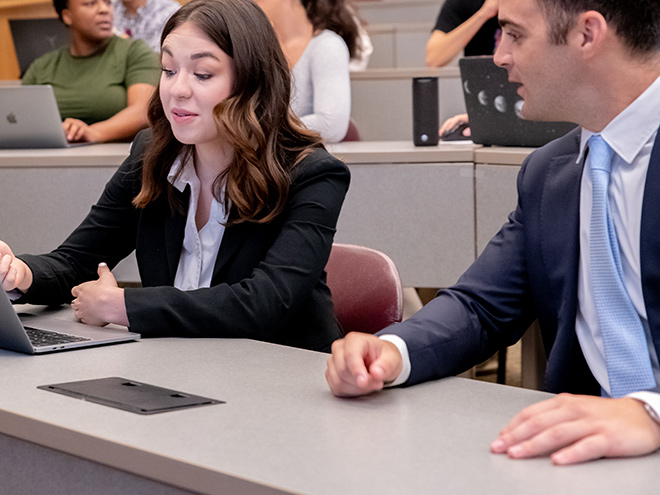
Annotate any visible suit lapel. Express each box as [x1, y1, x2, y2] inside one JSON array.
[[540, 133, 583, 318], [640, 127, 660, 355], [163, 189, 188, 285]]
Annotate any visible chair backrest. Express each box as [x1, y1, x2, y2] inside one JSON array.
[[341, 118, 362, 142], [325, 243, 403, 335]]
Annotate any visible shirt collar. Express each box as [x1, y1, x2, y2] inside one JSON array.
[[578, 73, 660, 164], [167, 155, 197, 193]]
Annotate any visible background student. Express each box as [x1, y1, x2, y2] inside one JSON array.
[[426, 0, 500, 68], [428, 0, 500, 139], [1, 0, 350, 352], [22, 0, 159, 143], [113, 0, 181, 52], [327, 0, 660, 464], [255, 0, 362, 143]]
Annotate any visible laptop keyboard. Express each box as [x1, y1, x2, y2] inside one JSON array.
[[25, 327, 91, 347]]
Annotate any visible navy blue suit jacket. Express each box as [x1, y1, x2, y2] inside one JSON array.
[[382, 127, 660, 394]]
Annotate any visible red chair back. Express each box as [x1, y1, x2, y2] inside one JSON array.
[[325, 243, 403, 335], [342, 119, 361, 142]]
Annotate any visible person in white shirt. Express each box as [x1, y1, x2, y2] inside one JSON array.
[[326, 0, 660, 464], [113, 0, 180, 52], [0, 0, 349, 352], [254, 0, 367, 142]]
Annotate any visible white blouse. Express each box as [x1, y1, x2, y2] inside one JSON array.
[[167, 156, 229, 290]]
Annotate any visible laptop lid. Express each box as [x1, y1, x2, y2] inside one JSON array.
[[459, 56, 577, 147], [10, 18, 68, 78], [0, 291, 140, 354], [0, 85, 73, 149]]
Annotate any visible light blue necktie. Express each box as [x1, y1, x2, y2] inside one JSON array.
[[588, 134, 656, 398]]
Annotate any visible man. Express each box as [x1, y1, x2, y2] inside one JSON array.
[[113, 0, 180, 52], [327, 0, 660, 465], [426, 0, 499, 67]]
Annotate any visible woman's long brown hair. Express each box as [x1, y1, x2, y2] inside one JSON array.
[[133, 0, 323, 224]]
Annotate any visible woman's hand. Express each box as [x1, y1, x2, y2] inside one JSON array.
[[62, 118, 102, 143], [71, 263, 129, 327], [0, 240, 33, 292]]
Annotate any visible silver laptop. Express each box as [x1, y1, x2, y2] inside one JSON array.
[[0, 85, 82, 149], [0, 290, 140, 354], [459, 56, 577, 147]]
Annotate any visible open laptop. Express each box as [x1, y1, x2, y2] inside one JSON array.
[[10, 18, 68, 78], [0, 290, 140, 354], [0, 85, 83, 149], [459, 56, 577, 147]]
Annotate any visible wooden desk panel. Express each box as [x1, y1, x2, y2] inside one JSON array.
[[0, 0, 57, 80]]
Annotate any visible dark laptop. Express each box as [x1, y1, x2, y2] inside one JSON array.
[[10, 18, 68, 77], [0, 291, 140, 354], [459, 56, 577, 147]]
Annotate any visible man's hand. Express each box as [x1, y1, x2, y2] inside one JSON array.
[[71, 263, 127, 327], [325, 332, 403, 397], [491, 394, 660, 464]]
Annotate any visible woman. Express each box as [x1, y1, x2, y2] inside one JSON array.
[[256, 0, 362, 142], [21, 0, 159, 143], [1, 0, 350, 352]]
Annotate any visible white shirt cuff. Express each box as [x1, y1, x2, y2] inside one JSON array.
[[628, 391, 660, 423], [379, 334, 411, 387]]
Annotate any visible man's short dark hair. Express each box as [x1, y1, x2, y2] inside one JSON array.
[[53, 0, 68, 22], [536, 0, 660, 55]]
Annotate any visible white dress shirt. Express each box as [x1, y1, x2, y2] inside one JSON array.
[[384, 74, 660, 406], [576, 74, 660, 397], [167, 156, 228, 291]]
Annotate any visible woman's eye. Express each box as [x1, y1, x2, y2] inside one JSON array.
[[195, 73, 212, 81], [161, 68, 176, 77]]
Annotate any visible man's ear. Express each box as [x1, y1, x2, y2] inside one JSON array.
[[573, 10, 608, 56]]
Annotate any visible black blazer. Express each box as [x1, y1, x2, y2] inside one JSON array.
[[381, 127, 660, 394], [19, 131, 350, 352]]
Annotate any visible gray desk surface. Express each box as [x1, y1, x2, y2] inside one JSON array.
[[329, 140, 476, 164], [0, 314, 657, 495], [0, 141, 477, 167], [0, 143, 131, 167], [0, 141, 536, 167], [475, 146, 535, 166]]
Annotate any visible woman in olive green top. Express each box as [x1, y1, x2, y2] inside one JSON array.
[[21, 0, 159, 143]]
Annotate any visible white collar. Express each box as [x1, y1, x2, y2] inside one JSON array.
[[578, 74, 660, 164]]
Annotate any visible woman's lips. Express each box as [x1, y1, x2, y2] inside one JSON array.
[[171, 108, 198, 124]]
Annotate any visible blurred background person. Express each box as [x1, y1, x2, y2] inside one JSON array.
[[22, 0, 159, 143], [113, 0, 181, 52], [426, 0, 499, 68], [256, 0, 365, 142]]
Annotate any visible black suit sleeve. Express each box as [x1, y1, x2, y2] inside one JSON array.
[[379, 154, 536, 385], [124, 149, 350, 341], [16, 132, 148, 304]]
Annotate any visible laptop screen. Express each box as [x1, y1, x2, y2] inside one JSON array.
[[459, 56, 577, 147]]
